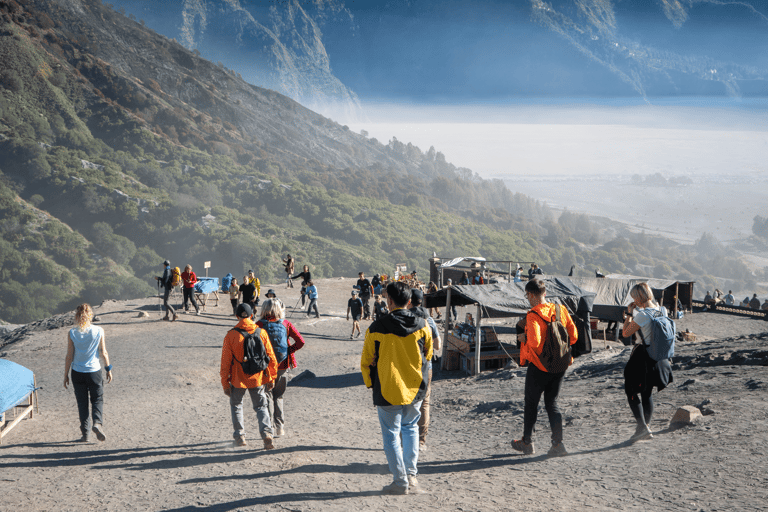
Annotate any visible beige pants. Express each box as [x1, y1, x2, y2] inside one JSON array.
[[418, 366, 432, 444]]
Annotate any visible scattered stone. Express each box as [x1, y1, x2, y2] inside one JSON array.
[[138, 311, 150, 318], [670, 406, 703, 426]]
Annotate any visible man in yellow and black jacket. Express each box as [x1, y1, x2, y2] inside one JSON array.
[[361, 281, 432, 496]]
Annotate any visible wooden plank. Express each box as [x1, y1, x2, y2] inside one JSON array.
[[0, 404, 33, 444]]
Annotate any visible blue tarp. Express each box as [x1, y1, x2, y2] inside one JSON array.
[[195, 277, 219, 294], [0, 359, 34, 413]]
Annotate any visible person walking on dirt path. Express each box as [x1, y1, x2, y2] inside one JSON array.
[[361, 282, 433, 495], [511, 278, 578, 457], [409, 288, 442, 452], [347, 289, 364, 339], [283, 255, 295, 288], [228, 278, 239, 316], [64, 303, 113, 442], [305, 280, 319, 318], [445, 278, 457, 322], [181, 264, 200, 315], [256, 298, 305, 438], [373, 294, 389, 321], [220, 303, 278, 450], [247, 270, 261, 307], [239, 275, 257, 312], [154, 260, 177, 321], [291, 265, 312, 307], [621, 282, 674, 443], [356, 272, 374, 320]]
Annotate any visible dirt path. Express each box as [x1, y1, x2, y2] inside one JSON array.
[[2, 278, 767, 511]]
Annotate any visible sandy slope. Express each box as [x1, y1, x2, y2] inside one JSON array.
[[1, 278, 767, 511]]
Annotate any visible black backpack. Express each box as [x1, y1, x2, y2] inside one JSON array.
[[530, 305, 572, 373], [231, 327, 270, 375]]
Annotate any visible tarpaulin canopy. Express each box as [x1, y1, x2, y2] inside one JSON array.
[[439, 257, 487, 269], [194, 277, 219, 294], [424, 277, 595, 317], [0, 359, 34, 413], [568, 276, 679, 307]]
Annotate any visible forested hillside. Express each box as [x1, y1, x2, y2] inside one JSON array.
[[0, 0, 762, 324]]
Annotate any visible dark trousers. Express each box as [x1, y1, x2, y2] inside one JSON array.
[[183, 287, 199, 312], [230, 298, 238, 315], [162, 287, 175, 316], [523, 364, 565, 445], [627, 386, 654, 428], [306, 298, 319, 317], [72, 369, 104, 434], [361, 295, 371, 319]]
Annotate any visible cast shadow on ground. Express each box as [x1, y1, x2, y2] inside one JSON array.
[[178, 460, 388, 485], [297, 331, 347, 342], [289, 372, 364, 389], [161, 490, 382, 511]]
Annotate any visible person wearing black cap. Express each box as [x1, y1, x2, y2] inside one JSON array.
[[220, 303, 278, 450], [347, 289, 364, 339], [265, 289, 277, 299], [154, 260, 177, 321], [356, 272, 374, 320], [409, 288, 442, 451]]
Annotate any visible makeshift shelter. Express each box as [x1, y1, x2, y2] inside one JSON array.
[[194, 277, 220, 311], [429, 256, 535, 287], [425, 277, 595, 375], [0, 359, 39, 444]]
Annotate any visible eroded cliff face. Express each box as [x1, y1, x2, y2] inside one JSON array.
[[177, 0, 360, 118]]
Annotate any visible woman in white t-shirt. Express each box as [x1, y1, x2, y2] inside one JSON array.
[[621, 283, 674, 443], [64, 304, 113, 442]]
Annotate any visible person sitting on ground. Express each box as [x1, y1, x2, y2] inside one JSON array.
[[291, 265, 312, 307], [255, 299, 305, 439], [723, 290, 735, 305], [220, 303, 278, 450], [511, 278, 578, 457], [409, 288, 442, 452], [181, 264, 200, 315], [373, 295, 389, 321], [154, 260, 177, 322], [228, 278, 239, 317], [238, 275, 257, 312], [347, 289, 364, 339], [621, 282, 674, 443], [306, 280, 319, 318], [749, 294, 761, 310], [361, 282, 433, 495], [64, 304, 113, 442]]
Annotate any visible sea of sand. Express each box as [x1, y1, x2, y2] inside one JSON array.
[[1, 278, 767, 510]]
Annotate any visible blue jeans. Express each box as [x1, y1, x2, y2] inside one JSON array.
[[377, 401, 422, 487]]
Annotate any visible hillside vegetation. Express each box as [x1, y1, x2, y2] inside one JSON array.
[[0, 0, 763, 323]]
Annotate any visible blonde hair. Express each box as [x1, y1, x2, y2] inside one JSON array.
[[75, 303, 93, 332], [259, 298, 285, 321], [630, 282, 657, 306]]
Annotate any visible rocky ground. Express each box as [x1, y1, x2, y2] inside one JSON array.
[[1, 278, 767, 511]]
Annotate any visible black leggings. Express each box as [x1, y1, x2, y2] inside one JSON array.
[[627, 387, 654, 427], [72, 369, 104, 434]]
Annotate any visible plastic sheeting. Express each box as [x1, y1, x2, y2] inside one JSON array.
[[0, 359, 34, 413], [439, 257, 487, 269], [424, 277, 595, 317], [194, 277, 219, 294], [568, 277, 678, 307]]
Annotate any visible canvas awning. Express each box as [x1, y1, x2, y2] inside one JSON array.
[[439, 257, 487, 269], [568, 276, 679, 307], [424, 276, 595, 317]]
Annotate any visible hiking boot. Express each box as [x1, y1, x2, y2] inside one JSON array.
[[630, 425, 653, 443], [548, 442, 567, 457], [263, 435, 275, 450], [511, 439, 535, 455], [163, 315, 170, 321], [234, 435, 247, 447], [92, 424, 106, 442], [171, 313, 178, 322], [77, 434, 90, 443], [407, 475, 426, 494], [381, 482, 408, 495], [274, 426, 285, 438]]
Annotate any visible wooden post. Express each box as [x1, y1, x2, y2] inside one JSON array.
[[442, 287, 452, 370], [475, 303, 482, 376]]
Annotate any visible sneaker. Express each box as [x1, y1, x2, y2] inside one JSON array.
[[350, 335, 354, 340], [274, 426, 285, 438], [77, 434, 90, 443], [511, 439, 535, 455], [548, 442, 567, 457], [381, 482, 408, 495], [419, 441, 427, 453], [195, 310, 201, 316], [163, 315, 170, 321], [92, 424, 106, 442], [263, 435, 275, 450], [407, 475, 426, 494], [234, 435, 247, 447], [630, 425, 653, 443], [171, 314, 178, 322], [356, 332, 362, 338]]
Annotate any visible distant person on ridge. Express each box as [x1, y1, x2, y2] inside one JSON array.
[[220, 303, 278, 450], [181, 264, 200, 315], [291, 265, 312, 307], [64, 303, 113, 442], [409, 288, 442, 452], [762, 299, 768, 311], [459, 272, 470, 285], [361, 282, 433, 495], [347, 289, 364, 339], [154, 260, 177, 321], [511, 278, 577, 457], [283, 254, 294, 288], [723, 290, 735, 305], [750, 294, 761, 310]]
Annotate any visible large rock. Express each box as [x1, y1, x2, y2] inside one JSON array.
[[670, 406, 703, 426]]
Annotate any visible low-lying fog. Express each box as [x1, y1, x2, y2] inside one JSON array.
[[348, 100, 768, 250]]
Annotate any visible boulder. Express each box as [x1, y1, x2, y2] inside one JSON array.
[[670, 405, 703, 426]]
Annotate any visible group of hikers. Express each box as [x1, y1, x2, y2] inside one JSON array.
[[705, 289, 768, 310], [63, 259, 678, 495]]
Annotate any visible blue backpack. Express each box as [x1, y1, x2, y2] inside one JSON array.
[[262, 320, 288, 363], [222, 273, 233, 293], [638, 309, 676, 361]]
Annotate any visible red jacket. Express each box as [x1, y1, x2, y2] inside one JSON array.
[[256, 319, 305, 371], [521, 303, 578, 372], [181, 271, 197, 289]]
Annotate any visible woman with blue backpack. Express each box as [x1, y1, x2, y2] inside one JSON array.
[[256, 298, 306, 438], [622, 282, 675, 443]]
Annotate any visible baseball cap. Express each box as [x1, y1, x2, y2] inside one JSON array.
[[236, 303, 252, 318]]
